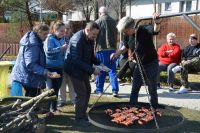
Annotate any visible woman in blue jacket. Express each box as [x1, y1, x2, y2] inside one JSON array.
[[44, 20, 67, 113], [11, 24, 50, 97]]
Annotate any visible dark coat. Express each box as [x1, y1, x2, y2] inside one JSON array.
[[95, 14, 117, 52], [64, 30, 100, 79]]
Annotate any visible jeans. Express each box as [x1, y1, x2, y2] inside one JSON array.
[[10, 81, 23, 96], [130, 59, 159, 108], [95, 50, 119, 93], [157, 63, 178, 85], [46, 68, 63, 111]]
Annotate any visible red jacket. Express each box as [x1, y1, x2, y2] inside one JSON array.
[[157, 43, 181, 64]]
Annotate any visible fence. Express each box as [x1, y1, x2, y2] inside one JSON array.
[[0, 15, 200, 57], [0, 43, 19, 60], [156, 15, 200, 48]]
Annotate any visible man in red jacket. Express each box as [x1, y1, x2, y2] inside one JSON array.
[[157, 32, 181, 91]]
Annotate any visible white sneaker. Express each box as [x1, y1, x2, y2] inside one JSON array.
[[176, 86, 188, 94], [172, 66, 182, 73], [169, 87, 175, 92]]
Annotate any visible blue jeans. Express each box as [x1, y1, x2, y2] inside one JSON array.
[[130, 59, 158, 108], [95, 50, 119, 93], [157, 63, 178, 85], [10, 81, 23, 96]]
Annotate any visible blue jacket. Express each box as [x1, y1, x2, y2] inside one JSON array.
[[64, 30, 100, 79], [11, 31, 47, 89], [44, 34, 65, 68]]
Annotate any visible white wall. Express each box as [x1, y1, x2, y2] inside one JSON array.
[[127, 0, 199, 18], [63, 11, 85, 21], [63, 10, 95, 22]]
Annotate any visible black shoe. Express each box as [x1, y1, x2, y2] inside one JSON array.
[[75, 119, 91, 127]]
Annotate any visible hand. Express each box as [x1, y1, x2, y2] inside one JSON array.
[[166, 50, 173, 53], [152, 12, 161, 24], [48, 72, 61, 79], [153, 12, 160, 19], [60, 44, 68, 52], [165, 50, 173, 55], [93, 68, 101, 75], [110, 53, 118, 60], [46, 71, 52, 78]]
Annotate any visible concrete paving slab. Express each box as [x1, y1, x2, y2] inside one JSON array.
[[90, 82, 200, 111]]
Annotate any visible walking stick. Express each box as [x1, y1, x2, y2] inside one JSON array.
[[90, 60, 130, 109], [0, 45, 11, 60]]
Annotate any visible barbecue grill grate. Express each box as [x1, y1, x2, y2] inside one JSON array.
[[88, 102, 184, 133]]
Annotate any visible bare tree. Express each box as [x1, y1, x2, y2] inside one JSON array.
[[0, 0, 39, 29], [40, 0, 74, 20], [107, 0, 127, 19], [0, 4, 7, 21], [74, 0, 96, 22]]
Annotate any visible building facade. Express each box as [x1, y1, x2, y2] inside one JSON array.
[[127, 0, 200, 18]]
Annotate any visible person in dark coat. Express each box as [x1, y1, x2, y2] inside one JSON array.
[[174, 34, 200, 94], [64, 21, 101, 126], [11, 23, 51, 97]]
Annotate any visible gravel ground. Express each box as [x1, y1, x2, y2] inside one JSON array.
[[90, 82, 200, 111]]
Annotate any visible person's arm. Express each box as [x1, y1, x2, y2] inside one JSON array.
[[168, 44, 181, 58], [152, 12, 161, 33], [157, 45, 167, 57], [110, 45, 128, 60], [24, 46, 47, 77], [45, 37, 67, 54]]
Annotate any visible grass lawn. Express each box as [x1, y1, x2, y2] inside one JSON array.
[[44, 95, 200, 133], [160, 72, 200, 87]]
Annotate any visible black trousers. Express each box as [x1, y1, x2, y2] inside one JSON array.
[[70, 75, 91, 120], [47, 68, 63, 111], [23, 86, 40, 97], [118, 59, 135, 80]]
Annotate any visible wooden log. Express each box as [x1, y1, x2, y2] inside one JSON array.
[[0, 99, 22, 115], [0, 91, 50, 132], [20, 89, 54, 108]]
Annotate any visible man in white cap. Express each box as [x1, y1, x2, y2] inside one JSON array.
[[95, 6, 119, 97]]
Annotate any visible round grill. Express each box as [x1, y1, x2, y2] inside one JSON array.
[[88, 102, 184, 133]]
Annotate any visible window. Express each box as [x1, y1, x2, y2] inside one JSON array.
[[180, 1, 184, 12], [179, 1, 192, 12], [157, 3, 162, 13], [165, 2, 172, 11], [66, 12, 72, 19], [186, 1, 192, 11]]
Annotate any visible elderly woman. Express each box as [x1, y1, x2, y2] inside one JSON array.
[[157, 32, 181, 91], [111, 13, 161, 108], [11, 23, 51, 97]]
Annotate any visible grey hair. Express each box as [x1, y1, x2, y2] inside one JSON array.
[[167, 32, 176, 38], [116, 16, 135, 32], [99, 6, 107, 14], [64, 21, 71, 26]]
